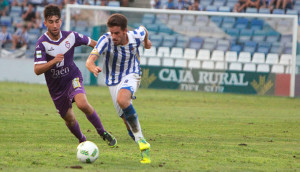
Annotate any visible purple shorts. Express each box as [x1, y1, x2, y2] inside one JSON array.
[[52, 78, 86, 117]]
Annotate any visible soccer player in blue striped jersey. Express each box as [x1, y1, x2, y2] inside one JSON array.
[[86, 13, 152, 164]]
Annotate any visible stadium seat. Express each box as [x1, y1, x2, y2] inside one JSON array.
[[265, 53, 279, 64], [162, 58, 174, 67], [257, 64, 270, 72], [216, 39, 230, 51], [146, 24, 159, 34], [170, 47, 183, 58], [195, 16, 209, 26], [286, 9, 298, 15], [181, 15, 195, 25], [271, 64, 285, 73], [273, 9, 285, 14], [250, 19, 264, 30], [142, 14, 156, 25], [147, 57, 161, 66], [279, 54, 292, 65], [155, 14, 168, 24], [143, 47, 157, 57], [243, 41, 257, 54], [174, 59, 187, 68], [175, 36, 189, 48], [280, 35, 292, 44], [218, 6, 231, 12], [202, 61, 215, 70], [230, 44, 242, 54], [235, 18, 248, 29], [257, 42, 271, 54], [189, 37, 204, 50], [150, 35, 163, 47], [246, 7, 258, 13], [183, 48, 197, 59], [243, 63, 256, 72], [225, 51, 238, 62], [206, 5, 218, 12], [215, 61, 227, 70], [211, 50, 225, 61], [168, 14, 181, 25], [270, 42, 284, 54], [238, 52, 251, 63], [188, 60, 201, 69], [187, 26, 201, 36], [140, 57, 147, 66], [159, 25, 173, 35], [229, 62, 242, 71], [162, 35, 177, 47], [202, 37, 217, 51], [259, 8, 271, 14], [238, 29, 253, 43], [210, 16, 223, 26], [197, 49, 211, 60], [108, 1, 120, 7], [157, 47, 170, 58], [252, 52, 265, 64], [266, 35, 280, 42], [173, 25, 186, 34]]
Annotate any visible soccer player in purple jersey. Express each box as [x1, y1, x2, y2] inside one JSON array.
[[86, 14, 152, 163], [33, 4, 117, 147]]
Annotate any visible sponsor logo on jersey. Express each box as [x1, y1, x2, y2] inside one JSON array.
[[36, 50, 42, 58], [48, 47, 54, 51]]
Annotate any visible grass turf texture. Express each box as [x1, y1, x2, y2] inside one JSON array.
[[0, 82, 300, 171]]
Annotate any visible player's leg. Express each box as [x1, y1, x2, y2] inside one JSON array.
[[121, 114, 135, 141], [74, 92, 117, 147], [63, 108, 86, 143]]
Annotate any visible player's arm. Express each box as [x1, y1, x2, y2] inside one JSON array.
[[34, 54, 64, 75], [86, 54, 102, 77], [88, 39, 97, 48], [140, 25, 151, 49]]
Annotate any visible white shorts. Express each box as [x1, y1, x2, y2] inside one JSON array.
[[108, 73, 141, 117]]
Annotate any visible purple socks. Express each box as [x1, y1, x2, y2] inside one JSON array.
[[85, 110, 105, 136], [66, 120, 86, 143]]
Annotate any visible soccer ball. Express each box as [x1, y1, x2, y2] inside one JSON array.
[[77, 141, 99, 163]]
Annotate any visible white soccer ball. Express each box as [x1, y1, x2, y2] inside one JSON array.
[[76, 141, 99, 163]]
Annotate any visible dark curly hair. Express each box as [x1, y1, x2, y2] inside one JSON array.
[[107, 13, 127, 31], [44, 4, 61, 20]]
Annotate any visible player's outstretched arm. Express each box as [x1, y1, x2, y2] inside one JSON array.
[[86, 54, 102, 77], [140, 25, 151, 49], [34, 54, 64, 75], [89, 39, 97, 48]]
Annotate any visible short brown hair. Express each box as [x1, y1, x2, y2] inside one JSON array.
[[44, 4, 61, 20], [107, 13, 127, 31]]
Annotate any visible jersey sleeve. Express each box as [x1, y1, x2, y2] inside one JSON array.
[[133, 26, 146, 42], [90, 34, 108, 57], [34, 41, 47, 64], [73, 31, 91, 47]]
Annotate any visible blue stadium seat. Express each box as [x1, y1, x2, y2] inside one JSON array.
[[250, 19, 263, 30], [201, 0, 213, 6], [230, 44, 242, 54], [108, 1, 120, 7], [273, 9, 285, 14], [238, 29, 253, 43], [189, 37, 204, 50], [243, 41, 257, 54], [216, 39, 230, 51], [159, 25, 173, 35], [266, 35, 280, 42], [146, 24, 159, 34], [202, 37, 217, 51], [286, 9, 298, 15], [226, 28, 239, 37], [206, 5, 218, 11], [246, 7, 258, 13], [150, 34, 163, 47], [235, 18, 249, 29], [259, 8, 271, 14], [162, 35, 177, 47], [270, 42, 284, 54], [218, 6, 231, 12], [257, 42, 271, 54], [176, 36, 189, 48]]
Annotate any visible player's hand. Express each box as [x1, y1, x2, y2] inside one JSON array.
[[54, 54, 64, 64], [93, 66, 102, 77], [143, 39, 152, 49]]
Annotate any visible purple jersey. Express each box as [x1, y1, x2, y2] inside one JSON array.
[[34, 31, 91, 99]]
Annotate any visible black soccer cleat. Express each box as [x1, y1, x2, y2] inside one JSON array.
[[101, 131, 117, 147]]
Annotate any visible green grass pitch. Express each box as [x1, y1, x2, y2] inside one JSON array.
[[0, 82, 300, 171]]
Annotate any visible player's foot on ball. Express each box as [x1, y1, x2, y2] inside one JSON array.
[[140, 148, 151, 164], [101, 131, 117, 147], [137, 139, 150, 151]]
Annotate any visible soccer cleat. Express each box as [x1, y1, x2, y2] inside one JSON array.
[[137, 139, 151, 164], [101, 131, 117, 147], [137, 139, 150, 151], [140, 149, 151, 164]]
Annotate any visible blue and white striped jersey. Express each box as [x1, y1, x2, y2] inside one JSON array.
[[91, 27, 145, 86]]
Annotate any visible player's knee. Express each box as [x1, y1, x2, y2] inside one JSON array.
[[77, 102, 91, 113], [64, 116, 76, 127], [117, 96, 130, 109]]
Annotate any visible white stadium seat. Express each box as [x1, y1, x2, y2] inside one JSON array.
[[211, 50, 225, 61], [197, 49, 211, 60], [202, 61, 214, 69], [243, 63, 256, 72], [238, 52, 251, 63], [183, 48, 197, 59], [257, 64, 270, 72], [188, 60, 201, 69], [265, 53, 279, 64], [252, 53, 265, 64], [174, 59, 187, 68], [170, 47, 183, 58], [225, 51, 238, 62], [157, 47, 170, 58], [271, 64, 285, 73], [147, 57, 161, 66], [279, 54, 292, 65], [229, 62, 242, 71], [162, 58, 174, 67], [143, 46, 157, 57]]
